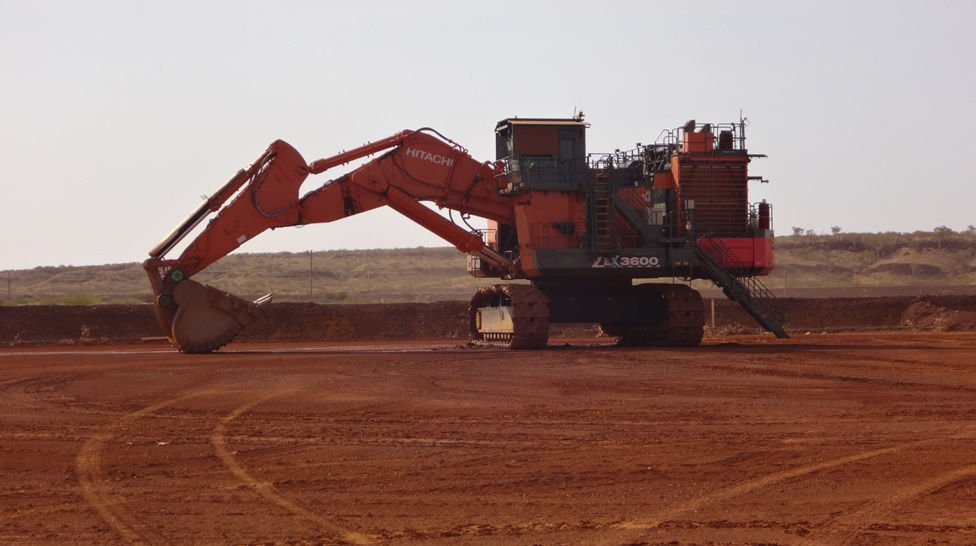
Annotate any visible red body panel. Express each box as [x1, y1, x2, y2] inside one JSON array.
[[699, 236, 775, 275], [513, 193, 583, 276]]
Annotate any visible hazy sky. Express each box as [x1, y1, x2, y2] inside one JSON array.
[[2, 1, 973, 270]]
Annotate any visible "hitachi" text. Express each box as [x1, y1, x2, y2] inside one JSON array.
[[405, 148, 454, 166]]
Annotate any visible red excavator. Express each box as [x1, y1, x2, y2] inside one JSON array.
[[145, 115, 787, 352]]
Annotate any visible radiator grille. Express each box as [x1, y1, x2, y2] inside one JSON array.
[[678, 160, 748, 237]]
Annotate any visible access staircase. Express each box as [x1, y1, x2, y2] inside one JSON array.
[[695, 238, 789, 338], [591, 173, 615, 252]]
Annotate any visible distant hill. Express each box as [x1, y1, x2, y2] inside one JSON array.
[[3, 231, 975, 305], [765, 230, 976, 296], [1, 248, 485, 305]]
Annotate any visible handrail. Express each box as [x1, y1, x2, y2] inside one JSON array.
[[696, 237, 788, 333]]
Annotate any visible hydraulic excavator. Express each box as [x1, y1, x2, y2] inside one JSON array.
[[145, 115, 788, 352]]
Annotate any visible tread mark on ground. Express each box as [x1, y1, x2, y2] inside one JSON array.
[[211, 392, 373, 545], [614, 430, 971, 541], [814, 443, 976, 543], [75, 396, 186, 545]]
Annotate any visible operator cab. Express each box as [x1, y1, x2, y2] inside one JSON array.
[[495, 117, 588, 191]]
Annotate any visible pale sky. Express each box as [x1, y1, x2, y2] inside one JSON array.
[[2, 0, 974, 270]]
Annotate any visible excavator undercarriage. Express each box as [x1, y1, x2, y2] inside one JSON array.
[[597, 284, 704, 346], [145, 116, 787, 352]]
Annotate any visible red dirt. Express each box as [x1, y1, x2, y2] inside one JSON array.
[[900, 301, 976, 332], [1, 332, 975, 544]]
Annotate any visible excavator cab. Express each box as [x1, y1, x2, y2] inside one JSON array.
[[494, 117, 588, 191]]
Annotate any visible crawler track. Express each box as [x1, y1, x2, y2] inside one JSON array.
[[602, 283, 705, 346], [468, 283, 549, 349]]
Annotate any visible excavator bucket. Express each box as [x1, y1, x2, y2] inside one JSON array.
[[163, 279, 270, 353], [143, 140, 304, 352]]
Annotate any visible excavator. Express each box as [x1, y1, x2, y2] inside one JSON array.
[[144, 115, 788, 352]]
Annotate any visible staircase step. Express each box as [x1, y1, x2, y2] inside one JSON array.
[[696, 240, 788, 338]]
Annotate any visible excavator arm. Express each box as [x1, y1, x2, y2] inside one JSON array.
[[145, 129, 517, 352]]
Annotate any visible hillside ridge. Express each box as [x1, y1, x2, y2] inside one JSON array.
[[3, 231, 974, 305]]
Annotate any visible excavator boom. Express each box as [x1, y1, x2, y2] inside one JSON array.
[[145, 129, 518, 352]]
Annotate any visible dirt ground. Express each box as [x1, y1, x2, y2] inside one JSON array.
[[1, 332, 974, 545]]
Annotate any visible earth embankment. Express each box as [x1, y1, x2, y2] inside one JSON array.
[[3, 296, 976, 345]]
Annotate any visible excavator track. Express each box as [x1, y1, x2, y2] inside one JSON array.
[[600, 284, 704, 347], [468, 284, 549, 349]]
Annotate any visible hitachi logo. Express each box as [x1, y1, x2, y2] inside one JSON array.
[[405, 147, 454, 167]]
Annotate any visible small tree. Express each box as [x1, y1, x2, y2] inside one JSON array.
[[792, 226, 804, 236], [933, 225, 953, 249], [805, 229, 816, 236], [831, 226, 842, 235], [966, 224, 975, 235]]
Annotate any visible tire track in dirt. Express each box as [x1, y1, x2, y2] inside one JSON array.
[[811, 431, 976, 544], [611, 447, 902, 543], [0, 372, 86, 392], [835, 464, 976, 544], [75, 395, 188, 545], [613, 431, 972, 541], [0, 353, 173, 392], [211, 392, 373, 545], [0, 501, 120, 525]]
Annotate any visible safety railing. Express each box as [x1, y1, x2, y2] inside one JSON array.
[[473, 227, 497, 244], [655, 120, 748, 152], [587, 143, 675, 173]]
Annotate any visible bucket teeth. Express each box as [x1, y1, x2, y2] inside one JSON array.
[[162, 279, 270, 353]]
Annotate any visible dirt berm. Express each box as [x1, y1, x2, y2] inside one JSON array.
[[2, 296, 976, 345]]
